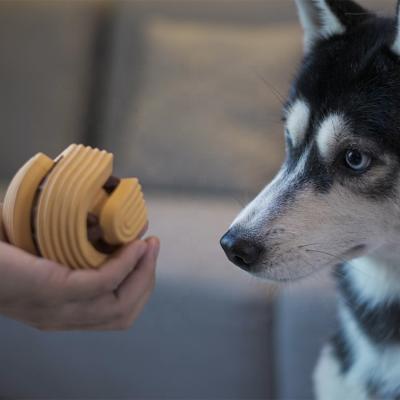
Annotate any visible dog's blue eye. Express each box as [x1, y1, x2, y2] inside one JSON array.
[[344, 150, 371, 172]]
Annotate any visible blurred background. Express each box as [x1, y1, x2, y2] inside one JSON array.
[[0, 1, 394, 399]]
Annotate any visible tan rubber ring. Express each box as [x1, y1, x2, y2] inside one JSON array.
[[1, 144, 148, 269]]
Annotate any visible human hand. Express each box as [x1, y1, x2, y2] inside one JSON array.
[[0, 223, 160, 331]]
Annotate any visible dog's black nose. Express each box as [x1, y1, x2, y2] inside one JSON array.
[[220, 230, 263, 270]]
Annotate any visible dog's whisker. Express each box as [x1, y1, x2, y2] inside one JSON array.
[[229, 195, 247, 209], [252, 69, 286, 107], [304, 248, 375, 280], [297, 242, 326, 249]]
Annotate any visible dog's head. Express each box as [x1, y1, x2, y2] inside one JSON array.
[[221, 0, 400, 281]]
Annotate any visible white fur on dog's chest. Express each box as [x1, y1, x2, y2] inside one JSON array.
[[337, 256, 400, 397], [340, 302, 400, 396]]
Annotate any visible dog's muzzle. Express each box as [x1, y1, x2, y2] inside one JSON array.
[[220, 229, 264, 271]]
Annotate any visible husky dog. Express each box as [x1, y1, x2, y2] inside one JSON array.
[[220, 1, 400, 398]]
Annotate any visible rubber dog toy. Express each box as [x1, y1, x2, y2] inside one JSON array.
[[1, 144, 147, 269]]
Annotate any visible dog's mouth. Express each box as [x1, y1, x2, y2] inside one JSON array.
[[250, 243, 370, 283]]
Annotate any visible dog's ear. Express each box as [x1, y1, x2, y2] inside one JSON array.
[[295, 0, 370, 53], [392, 0, 400, 55]]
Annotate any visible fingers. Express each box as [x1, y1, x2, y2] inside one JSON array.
[[109, 236, 160, 329], [0, 229, 159, 331], [62, 240, 148, 301], [34, 237, 160, 331], [116, 236, 160, 300], [84, 287, 155, 331], [80, 237, 160, 329]]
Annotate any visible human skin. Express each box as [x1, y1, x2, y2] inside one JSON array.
[[0, 227, 160, 331]]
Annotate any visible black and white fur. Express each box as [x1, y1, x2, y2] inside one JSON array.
[[220, 1, 400, 398]]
